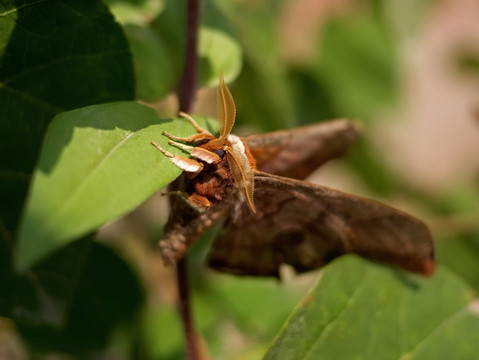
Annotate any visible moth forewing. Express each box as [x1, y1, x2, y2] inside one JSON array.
[[243, 119, 360, 180]]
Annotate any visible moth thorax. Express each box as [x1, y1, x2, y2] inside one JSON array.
[[227, 134, 255, 170]]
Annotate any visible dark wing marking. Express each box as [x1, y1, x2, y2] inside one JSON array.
[[208, 171, 435, 277], [243, 119, 359, 180]]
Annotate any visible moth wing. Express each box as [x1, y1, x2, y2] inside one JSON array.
[[208, 171, 435, 277], [243, 119, 359, 180]]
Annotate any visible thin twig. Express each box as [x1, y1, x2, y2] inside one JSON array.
[[176, 257, 199, 360], [179, 0, 201, 113], [175, 0, 201, 359]]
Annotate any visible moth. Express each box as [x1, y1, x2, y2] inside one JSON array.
[[151, 75, 435, 277]]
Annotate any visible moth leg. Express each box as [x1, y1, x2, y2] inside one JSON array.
[[160, 190, 211, 211], [179, 111, 210, 134], [168, 140, 222, 164], [160, 190, 189, 200], [187, 193, 211, 210], [162, 112, 215, 143], [162, 131, 215, 143], [151, 141, 204, 173]]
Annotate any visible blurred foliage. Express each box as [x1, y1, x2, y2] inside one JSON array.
[[1, 0, 479, 359]]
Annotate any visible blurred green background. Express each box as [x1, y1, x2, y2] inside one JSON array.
[[1, 0, 479, 358]]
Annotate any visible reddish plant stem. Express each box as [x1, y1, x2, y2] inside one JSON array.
[[179, 0, 201, 114], [176, 257, 198, 360], [176, 0, 201, 359]]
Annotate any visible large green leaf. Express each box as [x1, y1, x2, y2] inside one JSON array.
[[0, 0, 135, 238], [16, 102, 217, 269], [264, 256, 479, 360]]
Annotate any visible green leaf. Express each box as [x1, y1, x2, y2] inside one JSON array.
[[124, 24, 176, 101], [105, 0, 164, 26], [18, 242, 143, 355], [0, 236, 93, 327], [199, 27, 242, 87], [0, 0, 135, 238], [264, 256, 479, 360], [16, 102, 217, 269], [148, 0, 243, 95], [216, 0, 296, 131], [316, 8, 397, 120]]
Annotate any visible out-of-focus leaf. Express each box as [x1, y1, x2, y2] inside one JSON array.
[[143, 274, 303, 359], [287, 67, 336, 125], [16, 102, 217, 269], [264, 256, 479, 360], [143, 293, 218, 360], [147, 0, 242, 96], [455, 50, 479, 79], [211, 274, 304, 338], [143, 306, 183, 359], [439, 234, 479, 293], [436, 186, 479, 292], [106, 0, 164, 25], [199, 27, 242, 87], [316, 9, 397, 120], [214, 0, 295, 131], [124, 24, 176, 101], [18, 242, 143, 355], [0, 236, 92, 328], [0, 0, 135, 239], [151, 0, 186, 79], [199, 0, 242, 86], [344, 138, 406, 196]]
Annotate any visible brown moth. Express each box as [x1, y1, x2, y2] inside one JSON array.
[[152, 75, 435, 277]]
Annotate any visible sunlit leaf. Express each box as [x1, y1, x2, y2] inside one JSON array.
[[16, 102, 217, 269]]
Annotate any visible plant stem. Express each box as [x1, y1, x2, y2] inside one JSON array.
[[176, 257, 199, 360], [179, 0, 201, 114], [176, 0, 201, 359]]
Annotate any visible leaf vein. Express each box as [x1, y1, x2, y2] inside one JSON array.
[[37, 129, 137, 239], [303, 268, 370, 359], [399, 305, 471, 359], [0, 0, 49, 17]]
